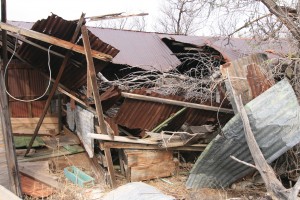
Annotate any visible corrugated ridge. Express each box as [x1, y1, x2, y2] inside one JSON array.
[[186, 79, 300, 189]]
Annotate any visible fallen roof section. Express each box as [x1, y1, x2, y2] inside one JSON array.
[[186, 78, 300, 189], [6, 14, 119, 90], [158, 34, 294, 61]]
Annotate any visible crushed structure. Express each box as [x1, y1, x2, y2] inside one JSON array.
[[0, 13, 299, 198]]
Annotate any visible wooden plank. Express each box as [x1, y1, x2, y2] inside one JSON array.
[[104, 147, 116, 188], [130, 161, 176, 182], [18, 145, 84, 162], [125, 149, 173, 167], [12, 130, 54, 136], [88, 133, 158, 144], [0, 22, 112, 61], [12, 123, 58, 130], [0, 67, 21, 195], [19, 164, 60, 189], [101, 141, 207, 151], [11, 117, 58, 124], [121, 92, 234, 114], [81, 25, 110, 137]]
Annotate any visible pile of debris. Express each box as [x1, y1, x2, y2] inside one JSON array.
[[1, 13, 300, 199]]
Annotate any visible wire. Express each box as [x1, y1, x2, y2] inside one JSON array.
[[4, 35, 52, 102]]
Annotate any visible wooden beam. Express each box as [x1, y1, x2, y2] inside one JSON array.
[[101, 141, 207, 151], [0, 22, 112, 61], [6, 31, 82, 68], [0, 70, 22, 196], [103, 147, 116, 188], [121, 92, 234, 114], [88, 133, 158, 145], [81, 25, 111, 137], [25, 13, 86, 156]]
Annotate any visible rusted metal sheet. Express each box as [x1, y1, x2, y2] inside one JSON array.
[[246, 63, 275, 99], [186, 79, 300, 189], [115, 89, 183, 131], [100, 86, 122, 112], [87, 27, 181, 71], [15, 14, 119, 90], [220, 53, 273, 112], [7, 60, 48, 117], [115, 89, 232, 132]]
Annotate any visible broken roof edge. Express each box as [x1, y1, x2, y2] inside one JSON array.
[[186, 78, 300, 189]]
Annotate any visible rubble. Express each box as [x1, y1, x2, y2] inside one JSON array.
[[0, 12, 299, 199]]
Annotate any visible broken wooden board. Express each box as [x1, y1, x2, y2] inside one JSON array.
[[18, 161, 50, 174], [20, 175, 55, 198], [19, 161, 60, 189], [11, 117, 59, 135], [124, 150, 175, 182]]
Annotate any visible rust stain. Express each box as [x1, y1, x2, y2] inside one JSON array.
[[16, 14, 119, 91]]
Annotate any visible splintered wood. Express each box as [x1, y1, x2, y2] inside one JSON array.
[[124, 150, 176, 182]]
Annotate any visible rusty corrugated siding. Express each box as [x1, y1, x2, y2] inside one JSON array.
[[15, 14, 119, 90], [115, 89, 183, 130], [7, 60, 48, 117], [115, 89, 232, 132]]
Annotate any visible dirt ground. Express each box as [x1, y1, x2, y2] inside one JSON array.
[[22, 153, 268, 200]]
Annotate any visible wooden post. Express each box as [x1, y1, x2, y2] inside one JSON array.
[[104, 147, 116, 188], [25, 13, 86, 156], [0, 71, 22, 196], [1, 0, 7, 70], [81, 25, 111, 137], [1, 0, 22, 196], [86, 67, 92, 98]]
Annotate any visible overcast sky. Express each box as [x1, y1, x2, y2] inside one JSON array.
[[6, 0, 162, 29]]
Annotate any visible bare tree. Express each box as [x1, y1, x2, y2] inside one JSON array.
[[155, 0, 212, 35], [94, 15, 147, 31]]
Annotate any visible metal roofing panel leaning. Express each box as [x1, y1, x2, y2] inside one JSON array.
[[186, 78, 300, 189]]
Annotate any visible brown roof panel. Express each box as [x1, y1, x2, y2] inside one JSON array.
[[115, 89, 233, 132]]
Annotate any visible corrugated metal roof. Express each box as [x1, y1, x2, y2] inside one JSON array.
[[186, 79, 300, 189], [9, 20, 292, 73], [158, 34, 293, 61], [10, 14, 119, 90], [115, 89, 232, 132], [88, 27, 181, 71]]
